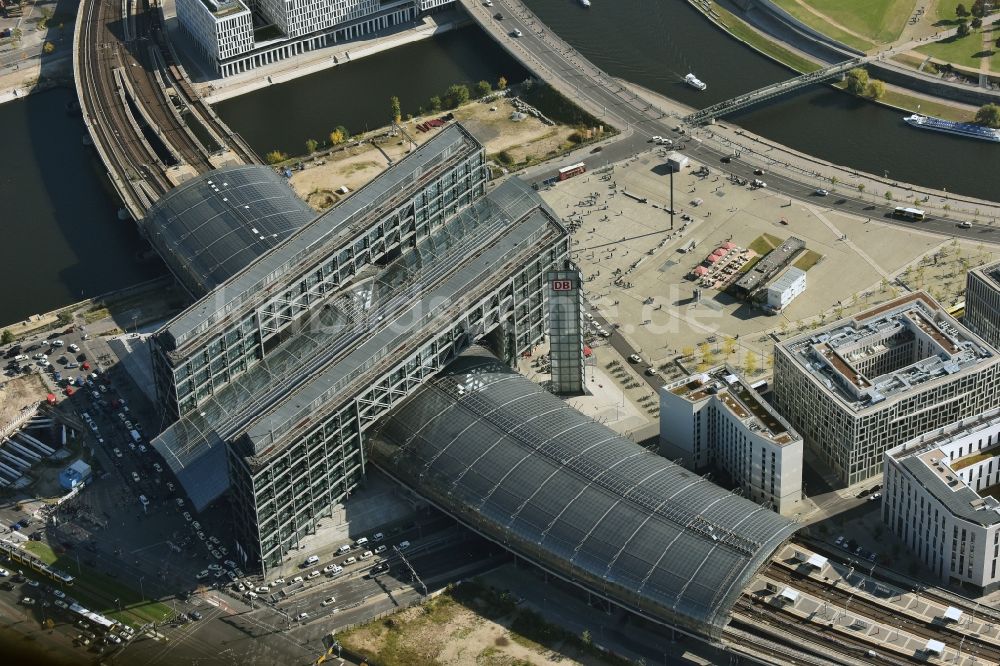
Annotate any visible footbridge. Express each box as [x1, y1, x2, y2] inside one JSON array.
[[73, 0, 259, 221], [683, 57, 869, 125]]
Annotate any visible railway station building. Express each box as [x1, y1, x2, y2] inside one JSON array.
[[772, 293, 1000, 486], [883, 409, 1000, 594]]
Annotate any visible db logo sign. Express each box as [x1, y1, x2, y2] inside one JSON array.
[[551, 280, 574, 291]]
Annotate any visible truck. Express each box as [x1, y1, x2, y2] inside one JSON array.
[[129, 429, 141, 444]]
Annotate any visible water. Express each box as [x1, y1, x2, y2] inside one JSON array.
[[521, 0, 999, 201], [0, 88, 163, 325], [216, 28, 530, 156]]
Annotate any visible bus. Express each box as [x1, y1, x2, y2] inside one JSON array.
[[893, 206, 926, 221], [557, 162, 586, 181]]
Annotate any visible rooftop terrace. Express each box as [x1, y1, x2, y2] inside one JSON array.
[[669, 367, 797, 445], [780, 293, 993, 411]]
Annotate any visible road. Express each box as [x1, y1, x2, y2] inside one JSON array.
[[464, 0, 1000, 244]]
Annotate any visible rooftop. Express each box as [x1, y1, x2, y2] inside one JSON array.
[[667, 366, 798, 445], [733, 236, 804, 295], [140, 165, 314, 298], [199, 0, 248, 18], [888, 409, 1000, 527], [767, 266, 806, 294], [158, 124, 482, 351], [371, 347, 798, 639], [778, 292, 995, 412]]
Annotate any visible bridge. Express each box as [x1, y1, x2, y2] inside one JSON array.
[[682, 57, 869, 125], [73, 0, 259, 220]]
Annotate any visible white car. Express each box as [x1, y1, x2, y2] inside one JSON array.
[[397, 540, 411, 550], [342, 556, 357, 566], [53, 590, 66, 599], [175, 498, 185, 507], [183, 512, 192, 522], [0, 568, 9, 576], [374, 545, 387, 555], [814, 188, 829, 196], [307, 570, 320, 579], [113, 448, 122, 458], [360, 550, 373, 560], [138, 495, 148, 506], [272, 578, 285, 585], [628, 354, 642, 363], [510, 29, 523, 37], [321, 596, 337, 606], [652, 135, 662, 143], [207, 564, 222, 572], [255, 586, 270, 594], [196, 570, 210, 580], [153, 463, 163, 473], [296, 612, 309, 621], [68, 344, 79, 352], [131, 471, 140, 482]]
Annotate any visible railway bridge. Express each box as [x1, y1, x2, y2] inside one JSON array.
[[73, 0, 259, 220]]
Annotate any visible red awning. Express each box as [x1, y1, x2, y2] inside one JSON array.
[[723, 242, 736, 249], [706, 255, 720, 263], [693, 266, 708, 275], [46, 393, 56, 404], [583, 346, 593, 357]]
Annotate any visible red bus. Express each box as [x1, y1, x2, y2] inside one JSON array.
[[557, 162, 586, 181]]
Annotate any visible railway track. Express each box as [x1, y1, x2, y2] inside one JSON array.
[[766, 562, 1000, 663]]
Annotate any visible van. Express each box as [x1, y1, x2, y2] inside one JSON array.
[[337, 544, 351, 555], [355, 537, 369, 548], [342, 556, 357, 566], [304, 555, 319, 567]]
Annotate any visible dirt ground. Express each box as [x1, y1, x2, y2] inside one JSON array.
[[0, 375, 46, 427], [288, 97, 576, 210], [341, 585, 622, 666]]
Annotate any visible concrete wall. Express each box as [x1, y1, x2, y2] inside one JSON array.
[[869, 60, 1000, 107]]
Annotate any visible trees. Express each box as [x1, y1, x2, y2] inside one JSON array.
[[865, 79, 886, 99], [971, 16, 983, 28], [845, 68, 869, 95], [857, 183, 866, 195], [329, 126, 349, 145], [428, 95, 442, 112], [390, 96, 401, 124], [265, 150, 288, 164], [971, 0, 985, 17], [443, 84, 470, 109], [957, 19, 971, 37], [975, 103, 1000, 128], [497, 75, 508, 91], [744, 351, 757, 376], [956, 2, 969, 16], [43, 41, 55, 54], [305, 138, 318, 154], [1, 330, 13, 345], [474, 80, 492, 98]]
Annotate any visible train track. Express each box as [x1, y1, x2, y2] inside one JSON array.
[[766, 562, 1000, 663]]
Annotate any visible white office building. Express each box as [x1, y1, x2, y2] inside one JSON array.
[[965, 260, 1000, 352], [177, 0, 438, 77], [660, 366, 803, 515], [883, 409, 1000, 594], [773, 293, 1000, 486], [765, 266, 806, 313]]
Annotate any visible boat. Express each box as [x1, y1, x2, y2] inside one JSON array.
[[903, 114, 1000, 143], [684, 73, 706, 91], [580, 0, 591, 6]]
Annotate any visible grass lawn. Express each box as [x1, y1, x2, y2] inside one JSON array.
[[771, 0, 876, 51], [916, 30, 998, 70], [800, 0, 914, 43], [709, 2, 823, 74], [793, 249, 823, 271], [748, 233, 784, 256], [23, 541, 172, 626]]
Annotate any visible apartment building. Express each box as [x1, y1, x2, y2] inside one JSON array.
[[773, 293, 1000, 486], [884, 410, 1000, 594], [660, 366, 803, 515]]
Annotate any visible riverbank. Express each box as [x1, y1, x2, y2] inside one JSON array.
[[621, 77, 1000, 226], [0, 52, 71, 105], [159, 1, 473, 104]]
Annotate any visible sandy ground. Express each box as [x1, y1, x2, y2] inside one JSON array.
[[0, 375, 46, 426], [288, 97, 575, 210], [342, 587, 623, 666], [539, 150, 998, 377]]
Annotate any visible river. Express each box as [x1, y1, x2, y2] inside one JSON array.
[[2, 3, 997, 324], [0, 88, 164, 326]]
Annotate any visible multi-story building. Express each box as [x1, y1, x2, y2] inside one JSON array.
[[964, 260, 1000, 351], [773, 292, 1000, 486], [149, 123, 574, 572], [176, 0, 442, 77], [659, 366, 803, 515], [883, 410, 1000, 594]]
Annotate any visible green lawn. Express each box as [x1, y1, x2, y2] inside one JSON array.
[[710, 1, 823, 73], [932, 3, 960, 26], [23, 541, 172, 626], [772, 0, 914, 45], [793, 249, 823, 271], [771, 0, 876, 51], [748, 233, 784, 256], [916, 29, 999, 70]]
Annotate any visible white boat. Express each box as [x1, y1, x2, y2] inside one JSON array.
[[903, 114, 1000, 143], [684, 73, 706, 91], [580, 0, 591, 6]]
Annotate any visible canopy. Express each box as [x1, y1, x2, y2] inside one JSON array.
[[778, 587, 799, 603], [925, 639, 945, 655], [943, 606, 963, 622]]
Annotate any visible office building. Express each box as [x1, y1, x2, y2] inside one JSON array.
[[965, 260, 1000, 351], [883, 410, 1000, 594], [177, 0, 443, 77], [765, 266, 806, 313], [660, 366, 803, 515], [773, 293, 1000, 486], [150, 124, 576, 571]]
